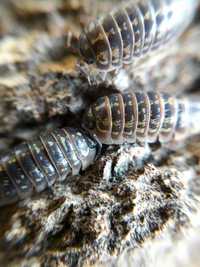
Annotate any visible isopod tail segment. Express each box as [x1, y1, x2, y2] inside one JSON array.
[[82, 91, 200, 146], [0, 127, 101, 207]]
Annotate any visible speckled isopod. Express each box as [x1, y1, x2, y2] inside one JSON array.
[[79, 0, 197, 72], [83, 91, 195, 145], [0, 128, 100, 207]]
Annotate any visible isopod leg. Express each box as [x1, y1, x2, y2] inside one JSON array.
[[65, 31, 80, 55], [76, 60, 107, 85]]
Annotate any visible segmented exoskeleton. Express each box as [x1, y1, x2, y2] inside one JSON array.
[[79, 0, 197, 73], [83, 91, 200, 145], [0, 128, 100, 207]]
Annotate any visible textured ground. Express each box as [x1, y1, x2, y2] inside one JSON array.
[[0, 1, 200, 267]]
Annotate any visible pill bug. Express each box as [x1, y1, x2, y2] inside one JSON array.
[[79, 0, 197, 72], [0, 127, 101, 207], [82, 91, 200, 145]]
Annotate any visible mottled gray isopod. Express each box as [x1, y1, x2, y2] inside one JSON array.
[[83, 91, 200, 145], [79, 0, 197, 73]]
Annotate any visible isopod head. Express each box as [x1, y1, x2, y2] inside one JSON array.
[[82, 95, 123, 144], [79, 31, 96, 65]]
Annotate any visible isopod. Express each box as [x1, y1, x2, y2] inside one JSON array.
[[83, 91, 200, 145], [0, 127, 101, 207], [78, 0, 197, 73]]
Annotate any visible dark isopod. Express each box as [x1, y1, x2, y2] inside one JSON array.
[[0, 128, 101, 207]]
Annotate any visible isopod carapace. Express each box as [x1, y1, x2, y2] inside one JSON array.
[[79, 0, 197, 72], [83, 91, 198, 145], [0, 128, 101, 207]]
